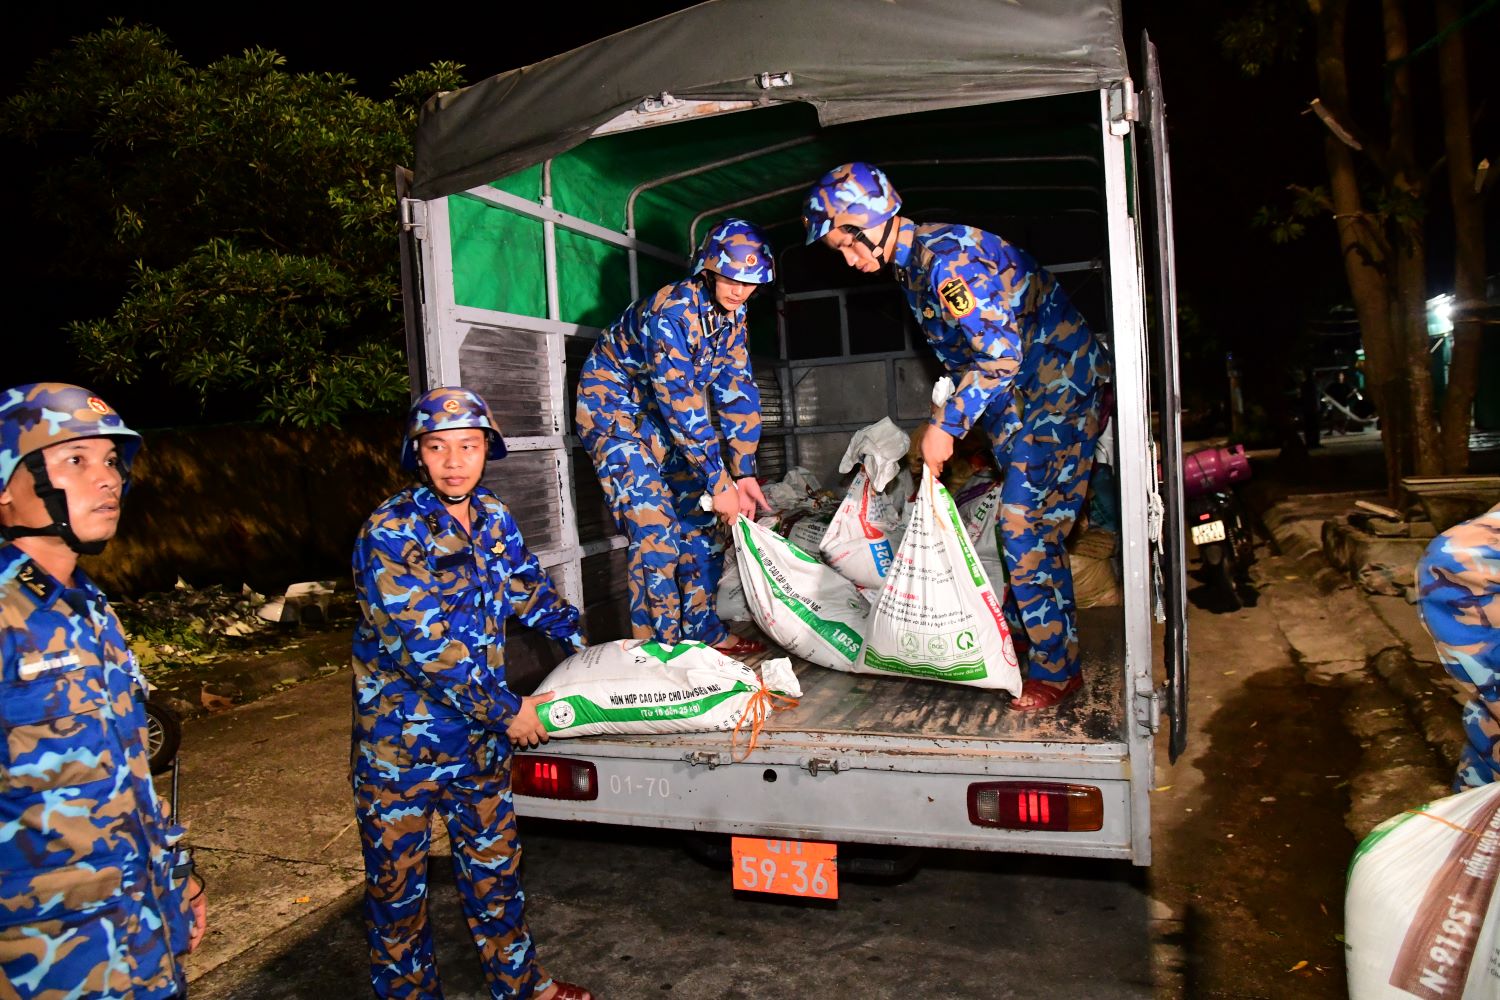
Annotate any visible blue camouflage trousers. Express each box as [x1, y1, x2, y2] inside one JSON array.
[[354, 752, 551, 1000], [1417, 506, 1500, 790], [979, 353, 1104, 684], [577, 406, 729, 647]]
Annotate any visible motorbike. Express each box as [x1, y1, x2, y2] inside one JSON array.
[[1183, 444, 1256, 609], [143, 693, 183, 776]]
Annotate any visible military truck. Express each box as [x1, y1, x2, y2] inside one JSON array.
[[397, 0, 1188, 884]]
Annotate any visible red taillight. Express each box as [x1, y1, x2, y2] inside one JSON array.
[[513, 755, 598, 800], [1198, 512, 1212, 521], [967, 782, 1103, 831]]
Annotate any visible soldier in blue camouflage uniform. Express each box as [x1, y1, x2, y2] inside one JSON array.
[[0, 382, 204, 999], [575, 219, 775, 655], [1416, 503, 1500, 790], [352, 387, 593, 1000], [805, 163, 1111, 711]]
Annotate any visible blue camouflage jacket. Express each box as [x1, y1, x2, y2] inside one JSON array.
[[577, 276, 761, 496], [891, 222, 1109, 437], [351, 485, 585, 784], [0, 542, 190, 999]]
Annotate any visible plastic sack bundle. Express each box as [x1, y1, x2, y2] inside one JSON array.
[[733, 516, 872, 672], [1345, 782, 1500, 999], [536, 639, 800, 742], [861, 468, 1021, 693], [820, 470, 903, 590]]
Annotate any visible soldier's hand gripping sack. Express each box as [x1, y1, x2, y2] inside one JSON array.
[[819, 469, 901, 590], [732, 516, 871, 672], [535, 639, 800, 738], [860, 468, 1021, 693], [1344, 782, 1500, 999]]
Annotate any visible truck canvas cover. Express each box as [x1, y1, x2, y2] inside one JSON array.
[[412, 0, 1128, 199]]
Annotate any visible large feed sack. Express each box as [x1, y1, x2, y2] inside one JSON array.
[[861, 469, 1021, 693], [536, 639, 801, 739], [733, 516, 871, 672], [820, 470, 901, 590], [955, 478, 1005, 588], [1345, 783, 1500, 999], [716, 548, 752, 622]]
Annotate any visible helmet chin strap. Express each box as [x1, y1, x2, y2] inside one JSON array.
[[417, 466, 471, 506], [1, 451, 110, 556], [852, 217, 896, 261]]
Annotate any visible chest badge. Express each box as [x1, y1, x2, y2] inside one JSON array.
[[938, 276, 976, 319]]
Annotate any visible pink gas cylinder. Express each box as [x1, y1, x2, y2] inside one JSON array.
[[1182, 444, 1251, 499]]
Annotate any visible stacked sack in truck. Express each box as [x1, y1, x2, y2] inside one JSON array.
[[730, 394, 1019, 693]]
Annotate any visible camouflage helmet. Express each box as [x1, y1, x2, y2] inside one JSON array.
[[692, 218, 775, 285], [0, 382, 142, 490], [400, 386, 506, 472], [802, 162, 902, 244]]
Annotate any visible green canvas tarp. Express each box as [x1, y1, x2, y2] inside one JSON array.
[[412, 0, 1128, 199]]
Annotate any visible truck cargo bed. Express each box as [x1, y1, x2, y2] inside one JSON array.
[[549, 607, 1127, 755], [750, 605, 1126, 745]]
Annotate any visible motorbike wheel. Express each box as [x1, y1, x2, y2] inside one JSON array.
[[1201, 544, 1242, 612], [144, 699, 182, 775]]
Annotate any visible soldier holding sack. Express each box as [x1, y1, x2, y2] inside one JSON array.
[[804, 163, 1111, 711], [0, 382, 204, 999], [350, 386, 592, 1000], [575, 218, 776, 655]]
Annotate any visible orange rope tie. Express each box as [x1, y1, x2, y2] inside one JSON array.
[[1401, 808, 1487, 838], [731, 675, 800, 762]]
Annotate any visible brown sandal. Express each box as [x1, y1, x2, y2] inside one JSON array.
[[713, 635, 767, 657], [549, 982, 594, 1000], [1009, 675, 1083, 712]]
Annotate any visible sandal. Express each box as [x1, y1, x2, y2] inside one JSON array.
[[712, 635, 767, 657], [548, 982, 594, 1000], [1009, 675, 1083, 713]]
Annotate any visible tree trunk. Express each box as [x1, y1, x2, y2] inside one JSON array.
[[1436, 0, 1485, 474], [1382, 0, 1441, 479], [1311, 0, 1405, 498]]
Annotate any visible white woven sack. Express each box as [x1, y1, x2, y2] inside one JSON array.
[[1345, 782, 1500, 999], [820, 470, 901, 590], [536, 639, 800, 738], [733, 516, 871, 672], [715, 548, 752, 622], [860, 468, 1020, 693], [956, 481, 1007, 591]]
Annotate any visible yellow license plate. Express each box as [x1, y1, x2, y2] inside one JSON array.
[[731, 837, 838, 899]]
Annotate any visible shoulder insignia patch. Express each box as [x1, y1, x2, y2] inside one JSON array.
[[937, 276, 976, 319]]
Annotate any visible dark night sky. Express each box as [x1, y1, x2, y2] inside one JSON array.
[[7, 3, 1494, 424]]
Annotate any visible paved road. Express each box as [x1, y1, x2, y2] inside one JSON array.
[[179, 669, 1155, 999], [176, 548, 1380, 999]]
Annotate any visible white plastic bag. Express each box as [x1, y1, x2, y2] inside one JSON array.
[[536, 639, 800, 739], [733, 516, 871, 672], [838, 417, 912, 491], [860, 468, 1020, 693], [1345, 783, 1500, 999], [820, 470, 900, 590]]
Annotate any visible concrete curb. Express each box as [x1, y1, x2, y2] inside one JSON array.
[[148, 630, 350, 721], [1260, 499, 1466, 776]]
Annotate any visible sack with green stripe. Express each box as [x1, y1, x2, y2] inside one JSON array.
[[733, 515, 872, 672], [536, 639, 800, 738], [860, 467, 1020, 693]]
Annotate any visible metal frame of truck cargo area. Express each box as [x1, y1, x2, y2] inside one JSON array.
[[398, 0, 1187, 866]]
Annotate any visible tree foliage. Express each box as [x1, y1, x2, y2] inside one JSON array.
[[2, 22, 465, 427]]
